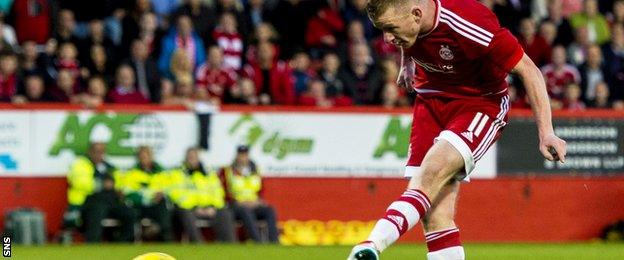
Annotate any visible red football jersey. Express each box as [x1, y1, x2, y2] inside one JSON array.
[[406, 0, 524, 98]]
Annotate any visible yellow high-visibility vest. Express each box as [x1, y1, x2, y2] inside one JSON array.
[[224, 167, 262, 203], [67, 157, 119, 206], [167, 167, 226, 209]]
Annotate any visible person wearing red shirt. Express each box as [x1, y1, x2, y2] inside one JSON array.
[[107, 65, 149, 104], [541, 45, 581, 101], [348, 0, 566, 259], [11, 0, 51, 44], [195, 46, 237, 102], [241, 42, 295, 105], [213, 12, 243, 71], [0, 52, 18, 101], [518, 17, 552, 67], [305, 6, 345, 56]]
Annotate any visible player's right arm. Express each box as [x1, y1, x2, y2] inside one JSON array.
[[512, 54, 567, 163]]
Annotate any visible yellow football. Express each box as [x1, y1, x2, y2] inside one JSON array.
[[133, 252, 176, 260]]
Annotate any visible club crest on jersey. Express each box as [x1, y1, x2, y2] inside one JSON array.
[[439, 45, 454, 60]]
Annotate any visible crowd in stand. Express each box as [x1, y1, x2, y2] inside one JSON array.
[[1, 0, 623, 110]]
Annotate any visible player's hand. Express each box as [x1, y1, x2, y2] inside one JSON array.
[[539, 133, 566, 163], [397, 60, 415, 90]]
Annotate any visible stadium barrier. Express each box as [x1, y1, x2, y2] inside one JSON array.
[[0, 104, 623, 243]]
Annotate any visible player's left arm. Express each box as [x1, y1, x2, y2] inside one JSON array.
[[512, 54, 567, 163]]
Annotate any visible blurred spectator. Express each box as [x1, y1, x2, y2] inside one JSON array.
[[77, 19, 118, 66], [290, 51, 314, 96], [613, 100, 624, 109], [213, 12, 244, 71], [151, 0, 180, 28], [173, 0, 216, 44], [543, 0, 574, 46], [56, 42, 82, 81], [215, 0, 247, 37], [84, 45, 116, 84], [11, 74, 49, 104], [338, 20, 369, 64], [589, 81, 612, 108], [341, 0, 376, 40], [122, 0, 153, 52], [67, 142, 136, 243], [220, 145, 279, 243], [318, 52, 351, 100], [579, 44, 608, 102], [602, 24, 624, 99], [541, 45, 581, 101], [298, 79, 334, 107], [380, 58, 409, 107], [568, 27, 591, 65], [18, 41, 41, 77], [0, 52, 18, 101], [518, 18, 551, 67], [245, 22, 279, 65], [0, 14, 17, 51], [539, 21, 558, 46], [169, 147, 237, 243], [563, 83, 586, 109], [570, 0, 610, 45], [58, 0, 122, 39], [138, 12, 165, 59], [492, 0, 532, 36], [243, 0, 270, 34], [562, 0, 583, 18], [242, 42, 295, 105], [108, 64, 150, 104], [168, 49, 194, 81], [119, 146, 173, 241], [608, 0, 624, 27], [53, 9, 79, 45], [305, 5, 344, 58], [229, 77, 260, 105], [508, 84, 530, 108], [381, 83, 403, 109], [74, 76, 108, 108], [124, 40, 162, 103], [195, 45, 237, 102], [338, 42, 383, 105], [158, 15, 206, 76], [269, 0, 315, 57], [161, 73, 197, 107], [48, 69, 77, 103], [10, 0, 52, 44]]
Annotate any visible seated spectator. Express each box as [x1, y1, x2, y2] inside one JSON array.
[[195, 45, 237, 102], [338, 42, 384, 105], [74, 76, 108, 108], [67, 142, 136, 242], [53, 9, 79, 45], [11, 75, 49, 104], [138, 12, 165, 59], [508, 85, 530, 108], [570, 0, 610, 45], [173, 0, 217, 44], [568, 27, 591, 66], [169, 147, 236, 243], [518, 18, 551, 67], [338, 20, 369, 64], [161, 74, 197, 107], [108, 65, 150, 104], [290, 51, 315, 96], [229, 78, 261, 105], [121, 0, 152, 53], [243, 0, 271, 34], [220, 145, 279, 243], [380, 57, 410, 107], [168, 49, 194, 82], [304, 5, 344, 58], [77, 19, 117, 66], [609, 0, 624, 27], [212, 12, 244, 71], [381, 83, 403, 109], [19, 41, 42, 76], [242, 42, 295, 105], [602, 24, 624, 99], [579, 44, 608, 103], [124, 40, 162, 103], [11, 0, 52, 44], [56, 42, 82, 81], [245, 22, 279, 65], [318, 52, 351, 101], [298, 79, 334, 108], [84, 45, 116, 84], [542, 0, 574, 47], [0, 52, 18, 101], [541, 45, 581, 101], [214, 0, 247, 38], [47, 69, 78, 103], [589, 81, 612, 108], [119, 146, 173, 241], [563, 83, 586, 110], [341, 0, 377, 40], [158, 15, 206, 77], [539, 21, 558, 46]]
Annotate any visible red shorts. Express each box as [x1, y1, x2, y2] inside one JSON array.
[[405, 95, 510, 180]]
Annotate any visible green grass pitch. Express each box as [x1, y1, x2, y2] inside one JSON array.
[[12, 242, 624, 259]]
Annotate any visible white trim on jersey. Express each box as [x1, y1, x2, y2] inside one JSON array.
[[439, 7, 493, 47]]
